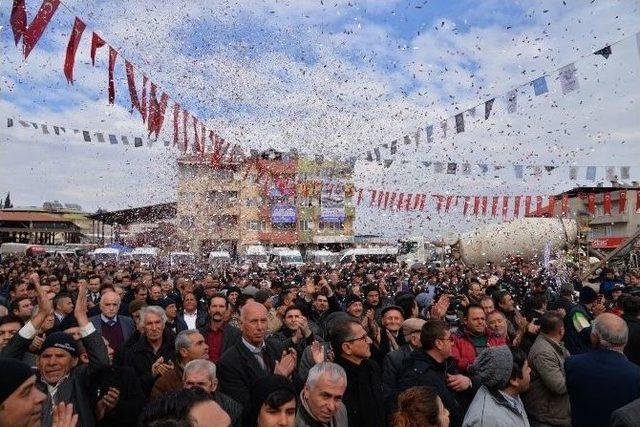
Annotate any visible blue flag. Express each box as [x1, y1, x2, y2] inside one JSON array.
[[532, 76, 548, 96]]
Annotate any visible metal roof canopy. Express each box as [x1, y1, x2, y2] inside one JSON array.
[[86, 202, 177, 225]]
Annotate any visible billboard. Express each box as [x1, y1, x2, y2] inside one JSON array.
[[321, 186, 345, 223], [272, 204, 296, 223]]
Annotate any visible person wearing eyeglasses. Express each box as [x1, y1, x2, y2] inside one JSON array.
[[396, 319, 474, 427], [330, 318, 385, 427]]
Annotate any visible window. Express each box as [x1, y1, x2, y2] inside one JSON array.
[[208, 215, 238, 227], [299, 220, 313, 231], [246, 221, 265, 231], [319, 221, 344, 231], [272, 222, 295, 230]]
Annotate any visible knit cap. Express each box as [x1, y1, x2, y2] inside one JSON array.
[[0, 358, 34, 403], [468, 345, 513, 389]]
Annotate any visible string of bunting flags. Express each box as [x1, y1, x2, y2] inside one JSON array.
[[365, 31, 640, 165], [382, 159, 635, 182], [352, 187, 640, 219], [267, 179, 640, 219], [8, 0, 243, 167], [6, 114, 636, 183]]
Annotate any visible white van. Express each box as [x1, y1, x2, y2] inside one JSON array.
[[131, 247, 159, 267], [0, 243, 47, 258], [209, 250, 232, 265], [269, 247, 304, 267], [93, 248, 120, 264], [170, 252, 196, 268], [339, 247, 398, 264], [397, 237, 439, 267], [241, 245, 269, 268], [306, 250, 340, 265]]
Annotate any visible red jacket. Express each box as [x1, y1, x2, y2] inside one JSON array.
[[451, 328, 506, 373]]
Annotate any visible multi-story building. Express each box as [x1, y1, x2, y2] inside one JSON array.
[[528, 185, 640, 251], [176, 150, 356, 255]]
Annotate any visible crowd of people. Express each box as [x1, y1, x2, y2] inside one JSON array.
[[1, 252, 639, 427]]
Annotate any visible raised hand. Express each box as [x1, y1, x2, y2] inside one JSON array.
[[310, 341, 325, 365], [52, 402, 78, 427], [96, 387, 120, 420], [274, 348, 297, 377], [74, 280, 89, 327]]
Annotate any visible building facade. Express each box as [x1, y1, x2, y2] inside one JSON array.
[[176, 150, 355, 255], [528, 186, 640, 251]]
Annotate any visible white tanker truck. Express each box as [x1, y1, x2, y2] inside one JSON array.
[[399, 218, 578, 267], [453, 218, 578, 266]]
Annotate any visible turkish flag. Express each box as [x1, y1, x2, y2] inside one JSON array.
[[524, 196, 531, 216], [561, 194, 569, 217], [619, 190, 627, 214], [463, 196, 470, 216], [603, 192, 612, 215], [473, 196, 480, 216], [547, 196, 556, 217], [11, 0, 61, 58], [514, 196, 522, 217], [63, 18, 86, 83], [491, 196, 499, 217], [90, 32, 105, 66], [502, 196, 509, 219], [587, 193, 596, 215], [108, 47, 118, 104], [536, 196, 543, 216]]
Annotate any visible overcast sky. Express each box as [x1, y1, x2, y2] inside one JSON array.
[[1, 0, 639, 238]]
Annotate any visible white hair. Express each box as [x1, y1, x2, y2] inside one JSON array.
[[306, 362, 347, 389], [175, 329, 200, 355], [183, 359, 217, 383], [139, 305, 167, 327]]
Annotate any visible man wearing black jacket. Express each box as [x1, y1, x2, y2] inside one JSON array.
[[117, 305, 176, 397], [1, 274, 110, 427], [330, 318, 385, 427], [396, 319, 474, 427]]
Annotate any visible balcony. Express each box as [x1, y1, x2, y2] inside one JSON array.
[[259, 230, 298, 245]]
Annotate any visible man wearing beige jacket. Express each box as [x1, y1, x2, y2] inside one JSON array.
[[523, 311, 571, 427]]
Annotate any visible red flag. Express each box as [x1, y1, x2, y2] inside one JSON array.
[[10, 0, 27, 45], [587, 193, 596, 215], [514, 196, 521, 217], [536, 196, 543, 216], [200, 123, 206, 153], [154, 93, 168, 138], [413, 194, 422, 210], [63, 17, 86, 84], [356, 188, 364, 205], [173, 103, 180, 147], [481, 197, 488, 216], [524, 196, 531, 216], [404, 194, 413, 211], [373, 191, 382, 208], [445, 195, 453, 213], [561, 194, 569, 217], [491, 196, 499, 217], [140, 75, 148, 122], [603, 192, 612, 215], [383, 191, 390, 209], [397, 193, 405, 211], [502, 196, 509, 218], [547, 196, 556, 217], [369, 190, 377, 207], [619, 190, 627, 214], [434, 195, 443, 213], [419, 194, 426, 210], [193, 117, 200, 152], [463, 196, 470, 216], [473, 196, 480, 216], [125, 61, 143, 117], [147, 83, 159, 136], [388, 192, 397, 208], [636, 190, 640, 213], [108, 47, 118, 104], [90, 32, 105, 66], [182, 110, 190, 152], [13, 0, 61, 59]]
